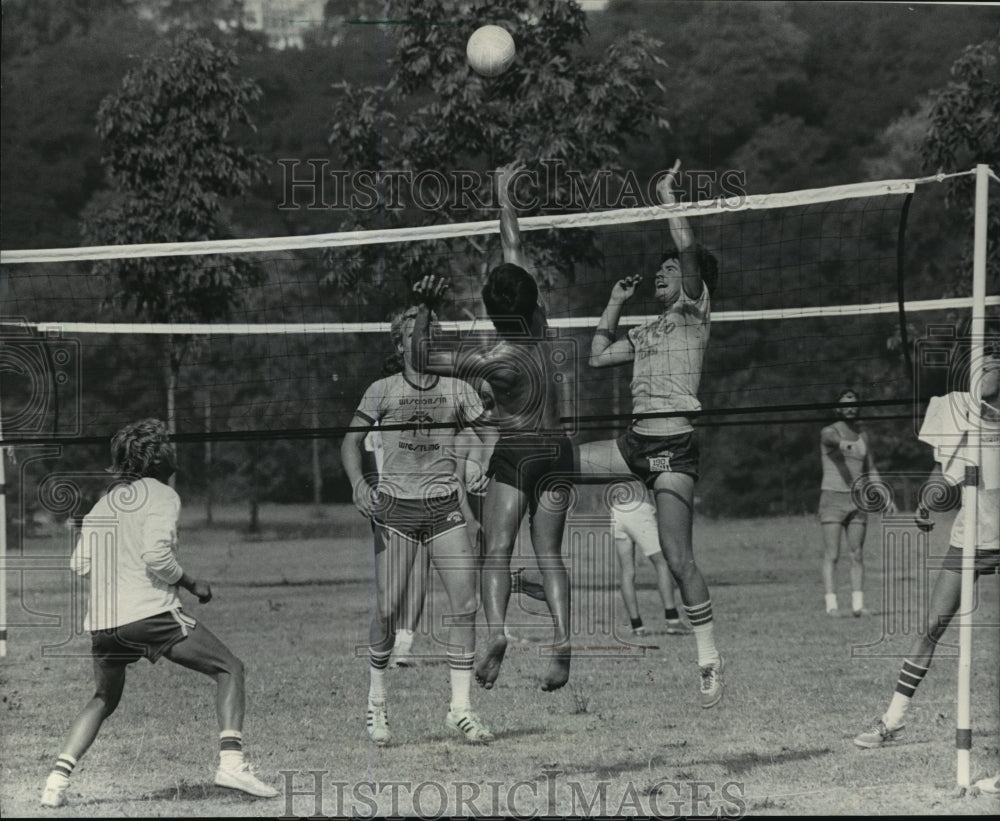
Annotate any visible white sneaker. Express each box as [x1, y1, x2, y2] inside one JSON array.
[[367, 700, 390, 746], [699, 656, 725, 709], [446, 709, 494, 743], [974, 773, 1000, 795], [214, 761, 279, 798], [40, 779, 68, 808]]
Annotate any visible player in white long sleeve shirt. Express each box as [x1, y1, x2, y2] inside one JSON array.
[[41, 419, 278, 807]]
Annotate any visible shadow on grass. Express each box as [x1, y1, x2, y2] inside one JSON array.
[[559, 746, 833, 781], [710, 746, 833, 777], [68, 782, 266, 804], [224, 577, 368, 588]]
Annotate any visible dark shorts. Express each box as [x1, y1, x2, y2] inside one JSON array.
[[91, 609, 197, 666], [487, 433, 575, 512], [372, 491, 466, 545], [616, 430, 700, 487], [818, 490, 868, 526], [939, 545, 1000, 578]]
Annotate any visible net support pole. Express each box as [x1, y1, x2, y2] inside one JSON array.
[[0, 378, 8, 658], [955, 162, 990, 788]]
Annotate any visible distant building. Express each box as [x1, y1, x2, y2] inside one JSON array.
[[242, 0, 332, 49]]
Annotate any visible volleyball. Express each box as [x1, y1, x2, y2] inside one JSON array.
[[466, 25, 516, 78]]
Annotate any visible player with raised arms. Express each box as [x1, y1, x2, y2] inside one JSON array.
[[341, 306, 496, 745], [410, 160, 574, 693], [41, 418, 278, 808], [576, 159, 726, 708]]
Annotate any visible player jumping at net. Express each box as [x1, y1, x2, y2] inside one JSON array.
[[576, 159, 726, 708], [410, 160, 574, 693], [818, 388, 895, 618], [341, 306, 496, 745], [41, 418, 278, 808], [853, 326, 999, 786]]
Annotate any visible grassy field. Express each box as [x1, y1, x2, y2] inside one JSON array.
[[2, 499, 998, 817]]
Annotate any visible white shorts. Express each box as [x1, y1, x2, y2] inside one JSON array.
[[611, 498, 661, 558]]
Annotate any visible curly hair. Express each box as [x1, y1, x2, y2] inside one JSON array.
[[109, 418, 176, 481]]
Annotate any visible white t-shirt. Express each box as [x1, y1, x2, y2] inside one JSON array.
[[919, 392, 1000, 551], [71, 477, 184, 630], [353, 373, 485, 500], [627, 283, 710, 436]]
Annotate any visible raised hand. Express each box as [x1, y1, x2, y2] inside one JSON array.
[[412, 274, 450, 309], [496, 159, 527, 206], [655, 158, 682, 206], [610, 275, 642, 304]]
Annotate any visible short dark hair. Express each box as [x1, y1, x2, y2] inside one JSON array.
[[834, 388, 860, 419], [482, 263, 538, 336], [660, 244, 719, 296], [109, 418, 176, 481]]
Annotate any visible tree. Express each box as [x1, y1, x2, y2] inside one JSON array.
[[921, 34, 1000, 290], [323, 0, 670, 311], [83, 33, 268, 441]]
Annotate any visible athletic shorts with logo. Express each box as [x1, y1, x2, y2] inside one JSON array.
[[616, 429, 700, 487], [371, 491, 466, 546], [487, 433, 575, 513], [91, 609, 197, 666]]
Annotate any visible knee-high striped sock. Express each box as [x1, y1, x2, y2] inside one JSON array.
[[47, 753, 76, 788], [448, 652, 474, 713], [684, 600, 720, 668], [369, 648, 391, 704], [884, 659, 929, 728], [219, 730, 244, 770]]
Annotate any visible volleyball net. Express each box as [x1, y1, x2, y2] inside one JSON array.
[[2, 170, 996, 508]]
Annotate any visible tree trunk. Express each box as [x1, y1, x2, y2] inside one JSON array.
[[312, 407, 323, 512], [204, 389, 213, 525], [163, 339, 178, 490]]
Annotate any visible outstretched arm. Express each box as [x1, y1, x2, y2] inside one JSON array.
[[410, 276, 516, 390], [656, 159, 702, 299], [497, 160, 534, 274]]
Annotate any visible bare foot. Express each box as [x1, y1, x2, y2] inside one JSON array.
[[541, 645, 571, 692], [475, 634, 508, 690]]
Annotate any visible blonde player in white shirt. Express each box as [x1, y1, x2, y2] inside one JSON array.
[[342, 307, 496, 746], [578, 159, 725, 708], [41, 419, 277, 808], [853, 329, 999, 785]]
